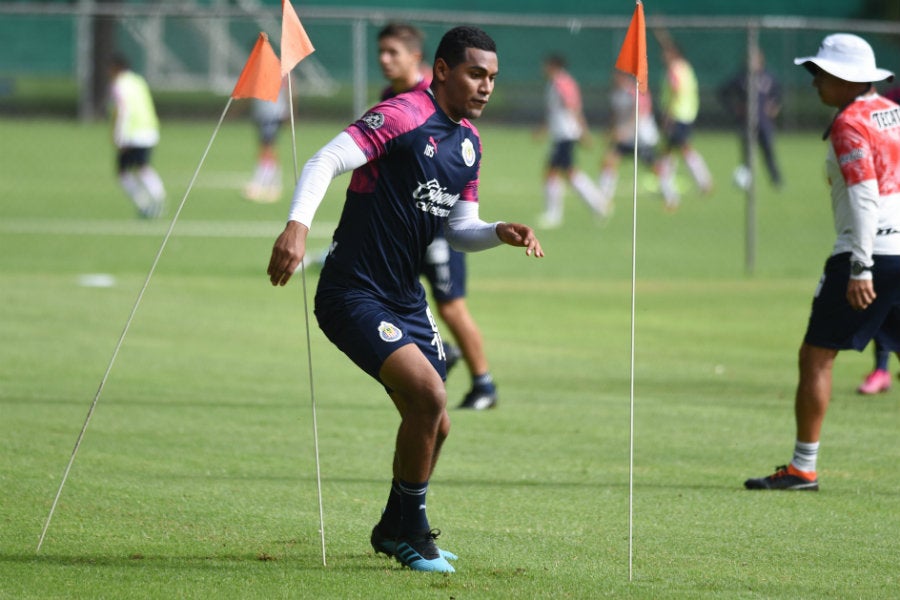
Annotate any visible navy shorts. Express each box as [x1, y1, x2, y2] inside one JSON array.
[[664, 121, 693, 150], [117, 147, 152, 173], [614, 141, 657, 166], [804, 253, 900, 351], [314, 285, 448, 386], [421, 235, 466, 303], [549, 140, 576, 170]]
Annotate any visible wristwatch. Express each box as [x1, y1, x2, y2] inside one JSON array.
[[851, 261, 873, 276]]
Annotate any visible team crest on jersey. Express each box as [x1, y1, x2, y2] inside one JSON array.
[[378, 321, 403, 342], [461, 138, 476, 167], [362, 111, 385, 130]]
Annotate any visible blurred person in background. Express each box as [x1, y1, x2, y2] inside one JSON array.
[[654, 31, 713, 210], [109, 54, 165, 219], [243, 78, 290, 203], [536, 53, 609, 228], [718, 47, 783, 190], [597, 69, 675, 208], [378, 22, 499, 410], [745, 33, 900, 491]]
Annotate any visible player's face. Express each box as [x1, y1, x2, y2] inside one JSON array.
[[436, 48, 498, 122], [811, 66, 856, 108], [378, 37, 420, 84]]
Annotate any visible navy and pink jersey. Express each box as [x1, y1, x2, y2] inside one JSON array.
[[318, 89, 481, 310]]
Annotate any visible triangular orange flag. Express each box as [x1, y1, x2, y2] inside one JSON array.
[[615, 1, 648, 93], [281, 0, 315, 77], [232, 33, 282, 102]]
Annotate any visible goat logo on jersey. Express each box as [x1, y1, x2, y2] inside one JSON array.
[[378, 321, 403, 342], [461, 138, 476, 167], [362, 111, 385, 130]]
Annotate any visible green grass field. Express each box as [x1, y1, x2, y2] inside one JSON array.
[[2, 114, 899, 599]]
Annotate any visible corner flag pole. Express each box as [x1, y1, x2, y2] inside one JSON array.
[[279, 0, 326, 567], [614, 0, 647, 581]]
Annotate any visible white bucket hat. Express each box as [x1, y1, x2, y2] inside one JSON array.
[[794, 33, 894, 83]]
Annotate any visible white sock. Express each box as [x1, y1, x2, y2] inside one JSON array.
[[683, 148, 712, 191], [598, 167, 618, 201], [138, 166, 166, 202], [657, 156, 679, 206], [543, 177, 565, 221], [791, 440, 819, 473], [570, 170, 607, 215], [119, 172, 149, 211]]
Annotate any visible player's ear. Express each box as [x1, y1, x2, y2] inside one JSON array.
[[433, 58, 450, 82]]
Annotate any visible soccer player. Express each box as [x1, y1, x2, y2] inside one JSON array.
[[377, 23, 499, 410], [654, 32, 712, 209], [717, 48, 783, 189], [108, 54, 166, 219], [243, 79, 290, 203], [267, 26, 543, 571], [745, 33, 900, 491], [597, 69, 673, 207], [536, 54, 608, 228]]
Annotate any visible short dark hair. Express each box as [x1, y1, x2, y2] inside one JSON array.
[[544, 54, 567, 69], [434, 26, 496, 69], [377, 22, 424, 53]]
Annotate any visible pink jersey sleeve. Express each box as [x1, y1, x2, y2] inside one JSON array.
[[460, 121, 481, 203], [345, 92, 436, 161]]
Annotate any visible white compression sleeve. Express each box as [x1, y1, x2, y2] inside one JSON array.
[[445, 200, 503, 252], [847, 179, 879, 278], [286, 131, 368, 228]]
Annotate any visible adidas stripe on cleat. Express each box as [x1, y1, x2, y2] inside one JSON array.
[[394, 529, 456, 573], [744, 464, 819, 491], [371, 523, 457, 561]]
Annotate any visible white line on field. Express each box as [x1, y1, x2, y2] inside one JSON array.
[[0, 219, 336, 239]]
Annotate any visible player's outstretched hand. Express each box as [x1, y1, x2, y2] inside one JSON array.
[[268, 221, 309, 286], [496, 222, 544, 258]]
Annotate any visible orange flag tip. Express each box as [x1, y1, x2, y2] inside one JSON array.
[[281, 0, 316, 77], [615, 1, 648, 93], [232, 32, 282, 102]]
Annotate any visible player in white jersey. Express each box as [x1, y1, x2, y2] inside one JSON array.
[[108, 55, 165, 219], [746, 34, 900, 491], [536, 54, 608, 228]]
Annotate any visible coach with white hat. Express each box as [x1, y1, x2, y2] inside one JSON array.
[[745, 33, 900, 492]]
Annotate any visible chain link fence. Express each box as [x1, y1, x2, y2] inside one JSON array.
[[2, 3, 900, 127]]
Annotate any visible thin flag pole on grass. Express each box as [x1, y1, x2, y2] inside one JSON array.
[[36, 33, 282, 554], [614, 0, 648, 582], [279, 0, 327, 568]]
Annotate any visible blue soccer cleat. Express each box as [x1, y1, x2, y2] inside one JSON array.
[[394, 529, 456, 573], [371, 523, 458, 561]]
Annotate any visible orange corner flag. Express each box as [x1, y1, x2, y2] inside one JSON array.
[[615, 1, 648, 93], [281, 0, 315, 76], [232, 33, 282, 102]]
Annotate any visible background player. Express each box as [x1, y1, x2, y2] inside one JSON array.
[[108, 54, 166, 219]]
